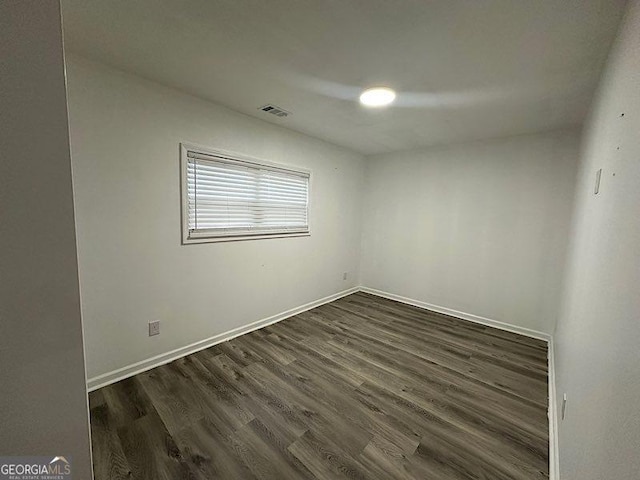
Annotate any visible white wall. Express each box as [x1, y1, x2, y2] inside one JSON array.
[[66, 56, 365, 381], [554, 0, 640, 478], [0, 2, 92, 476], [360, 131, 579, 334]]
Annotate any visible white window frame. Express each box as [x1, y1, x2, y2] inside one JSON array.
[[180, 143, 311, 244]]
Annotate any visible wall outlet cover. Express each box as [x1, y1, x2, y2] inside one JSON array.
[[149, 320, 160, 336]]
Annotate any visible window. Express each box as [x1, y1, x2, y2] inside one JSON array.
[[181, 144, 310, 243]]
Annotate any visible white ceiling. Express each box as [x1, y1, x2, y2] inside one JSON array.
[[61, 0, 627, 155]]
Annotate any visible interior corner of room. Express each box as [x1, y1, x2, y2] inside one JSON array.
[[2, 0, 639, 479]]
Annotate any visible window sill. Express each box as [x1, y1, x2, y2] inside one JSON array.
[[182, 232, 311, 245]]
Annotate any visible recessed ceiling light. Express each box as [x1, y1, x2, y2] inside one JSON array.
[[359, 87, 396, 107]]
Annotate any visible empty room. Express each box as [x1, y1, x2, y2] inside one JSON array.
[[2, 0, 639, 479]]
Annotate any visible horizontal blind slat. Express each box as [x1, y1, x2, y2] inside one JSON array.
[[188, 163, 307, 183], [188, 186, 307, 199], [188, 151, 309, 177]]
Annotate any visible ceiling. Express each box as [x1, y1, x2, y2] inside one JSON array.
[[61, 0, 627, 155]]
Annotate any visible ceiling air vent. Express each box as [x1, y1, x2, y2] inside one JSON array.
[[259, 104, 290, 118]]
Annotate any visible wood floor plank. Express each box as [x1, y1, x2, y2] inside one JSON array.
[[243, 361, 374, 458], [171, 416, 258, 480], [89, 292, 549, 479], [117, 409, 193, 480], [288, 428, 380, 480], [101, 377, 154, 428], [89, 403, 133, 480]]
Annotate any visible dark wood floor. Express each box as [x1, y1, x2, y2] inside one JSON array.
[[89, 292, 549, 480]]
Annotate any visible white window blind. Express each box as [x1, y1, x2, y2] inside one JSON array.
[[182, 146, 310, 242]]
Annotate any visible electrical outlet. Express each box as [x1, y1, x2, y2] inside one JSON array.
[[561, 393, 568, 420], [343, 272, 348, 280], [149, 320, 160, 337]]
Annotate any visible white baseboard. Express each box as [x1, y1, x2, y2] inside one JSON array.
[[358, 286, 552, 342], [86, 286, 359, 391], [548, 338, 560, 480]]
